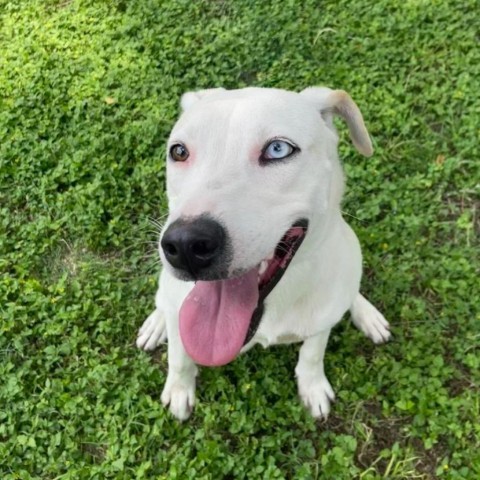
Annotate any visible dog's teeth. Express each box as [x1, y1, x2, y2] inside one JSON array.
[[259, 260, 268, 275]]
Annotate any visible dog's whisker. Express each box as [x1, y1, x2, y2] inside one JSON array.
[[138, 229, 162, 238], [341, 210, 367, 224], [119, 240, 159, 254], [147, 215, 168, 230], [143, 222, 164, 233], [143, 261, 162, 276]]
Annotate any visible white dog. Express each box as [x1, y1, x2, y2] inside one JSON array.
[[137, 86, 391, 421]]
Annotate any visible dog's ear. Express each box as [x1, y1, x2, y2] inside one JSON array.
[[180, 88, 226, 111], [300, 87, 373, 157]]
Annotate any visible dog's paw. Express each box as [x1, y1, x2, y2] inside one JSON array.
[[136, 309, 167, 351], [351, 295, 391, 344], [297, 373, 335, 419], [161, 376, 196, 421]]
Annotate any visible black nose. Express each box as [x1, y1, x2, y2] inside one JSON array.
[[161, 217, 226, 277]]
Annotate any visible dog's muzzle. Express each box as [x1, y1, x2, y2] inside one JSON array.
[[170, 218, 308, 367]]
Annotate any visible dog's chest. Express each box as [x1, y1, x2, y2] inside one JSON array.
[[252, 331, 303, 348], [241, 305, 313, 351]]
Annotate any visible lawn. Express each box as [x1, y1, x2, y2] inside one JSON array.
[[1, 0, 479, 478]]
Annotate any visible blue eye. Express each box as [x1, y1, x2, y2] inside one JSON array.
[[261, 139, 297, 163]]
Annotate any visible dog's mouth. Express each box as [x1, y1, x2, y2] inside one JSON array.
[[178, 219, 308, 367]]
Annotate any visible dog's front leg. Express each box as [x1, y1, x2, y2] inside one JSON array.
[[161, 311, 198, 421], [295, 330, 335, 419]]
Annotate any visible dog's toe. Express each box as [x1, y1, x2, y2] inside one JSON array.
[[136, 309, 167, 351], [298, 374, 335, 420], [362, 309, 391, 344], [161, 380, 196, 421], [370, 312, 392, 344], [351, 294, 392, 345]]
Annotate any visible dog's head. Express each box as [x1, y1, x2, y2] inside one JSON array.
[[158, 87, 372, 366]]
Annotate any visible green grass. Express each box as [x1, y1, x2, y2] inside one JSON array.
[[1, 0, 479, 478]]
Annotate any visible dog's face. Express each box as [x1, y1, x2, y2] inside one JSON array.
[[164, 88, 331, 277], [158, 87, 372, 366]]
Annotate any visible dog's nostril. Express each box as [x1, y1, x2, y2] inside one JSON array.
[[191, 240, 216, 257], [164, 243, 178, 256]]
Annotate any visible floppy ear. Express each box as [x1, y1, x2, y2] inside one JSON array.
[[300, 87, 373, 157], [180, 88, 226, 111]]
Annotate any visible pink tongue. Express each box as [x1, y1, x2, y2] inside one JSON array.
[[179, 268, 259, 367]]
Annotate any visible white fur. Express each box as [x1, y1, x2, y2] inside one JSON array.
[[137, 86, 391, 420]]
